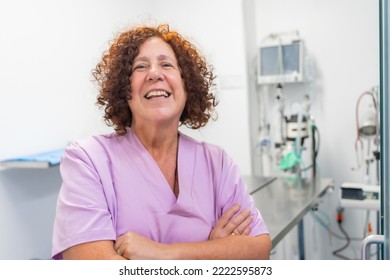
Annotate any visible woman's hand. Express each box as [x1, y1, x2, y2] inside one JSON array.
[[209, 203, 253, 240], [115, 204, 254, 259], [115, 232, 168, 260]]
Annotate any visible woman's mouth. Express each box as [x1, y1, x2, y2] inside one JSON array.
[[144, 90, 172, 99]]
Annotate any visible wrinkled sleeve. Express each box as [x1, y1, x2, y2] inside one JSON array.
[[51, 142, 116, 259]]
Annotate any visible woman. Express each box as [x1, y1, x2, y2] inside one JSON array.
[[52, 23, 271, 260]]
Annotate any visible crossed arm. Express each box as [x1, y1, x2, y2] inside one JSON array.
[[62, 204, 271, 260]]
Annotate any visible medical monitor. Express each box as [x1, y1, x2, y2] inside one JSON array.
[[257, 35, 304, 85]]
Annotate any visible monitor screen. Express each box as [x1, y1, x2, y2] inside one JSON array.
[[258, 40, 303, 84]]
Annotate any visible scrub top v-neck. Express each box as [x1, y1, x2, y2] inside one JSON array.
[[51, 130, 268, 259]]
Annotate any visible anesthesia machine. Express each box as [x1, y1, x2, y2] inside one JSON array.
[[255, 30, 318, 178]]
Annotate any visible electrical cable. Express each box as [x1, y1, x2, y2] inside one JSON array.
[[311, 124, 316, 177], [314, 124, 320, 157], [332, 222, 351, 260], [310, 210, 362, 241], [295, 120, 318, 177], [331, 208, 351, 260], [311, 123, 320, 177], [300, 164, 313, 173]]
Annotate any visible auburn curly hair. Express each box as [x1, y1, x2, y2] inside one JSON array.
[[92, 23, 218, 135]]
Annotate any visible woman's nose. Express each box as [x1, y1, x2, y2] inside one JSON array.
[[147, 65, 164, 81]]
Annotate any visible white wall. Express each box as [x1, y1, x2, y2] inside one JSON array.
[[0, 0, 251, 259], [250, 0, 380, 259]]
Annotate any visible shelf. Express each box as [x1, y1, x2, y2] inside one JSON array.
[[0, 149, 64, 169]]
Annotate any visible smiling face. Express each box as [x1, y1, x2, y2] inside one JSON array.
[[128, 37, 187, 129]]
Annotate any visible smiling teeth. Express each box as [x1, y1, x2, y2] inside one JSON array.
[[145, 90, 171, 99]]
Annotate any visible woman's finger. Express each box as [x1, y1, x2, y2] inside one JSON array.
[[214, 203, 241, 229]]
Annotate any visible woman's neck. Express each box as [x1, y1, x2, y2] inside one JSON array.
[[131, 123, 179, 160]]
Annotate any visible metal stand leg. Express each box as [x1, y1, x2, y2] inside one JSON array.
[[377, 211, 381, 259], [298, 220, 305, 259]]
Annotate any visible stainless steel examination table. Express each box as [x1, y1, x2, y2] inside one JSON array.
[[243, 175, 335, 259]]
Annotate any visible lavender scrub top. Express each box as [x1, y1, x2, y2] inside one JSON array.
[[51, 130, 269, 259]]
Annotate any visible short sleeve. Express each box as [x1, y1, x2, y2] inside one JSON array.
[[213, 147, 269, 237], [51, 142, 116, 259]]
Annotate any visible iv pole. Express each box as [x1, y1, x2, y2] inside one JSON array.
[[380, 0, 390, 260]]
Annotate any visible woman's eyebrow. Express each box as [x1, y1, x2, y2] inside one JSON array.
[[133, 56, 148, 63], [133, 54, 176, 64], [157, 54, 175, 61]]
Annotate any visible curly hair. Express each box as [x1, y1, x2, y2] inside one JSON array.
[[92, 23, 218, 135]]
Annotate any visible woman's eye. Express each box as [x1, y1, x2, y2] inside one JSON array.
[[133, 65, 147, 70], [162, 63, 173, 68]]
